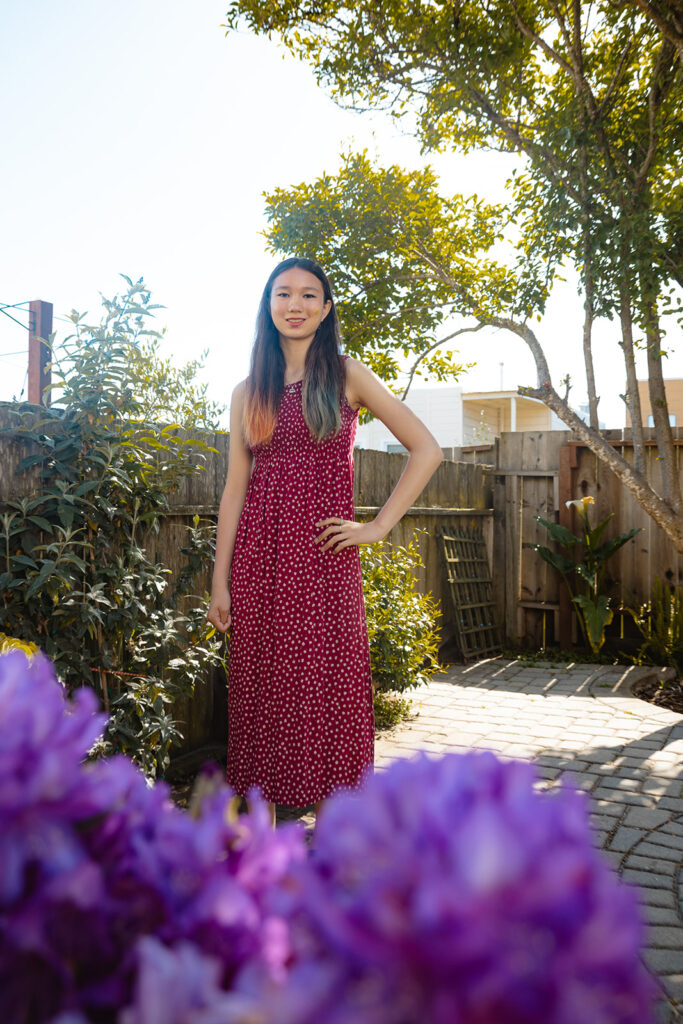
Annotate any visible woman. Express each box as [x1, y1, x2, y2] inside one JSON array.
[[207, 257, 442, 826]]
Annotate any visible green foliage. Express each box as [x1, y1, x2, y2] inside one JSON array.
[[361, 534, 442, 694], [372, 690, 415, 731], [532, 498, 641, 654], [0, 278, 227, 777], [264, 151, 513, 397], [227, 1, 681, 334], [627, 578, 683, 676]]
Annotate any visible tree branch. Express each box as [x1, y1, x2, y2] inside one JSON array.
[[630, 0, 683, 54], [634, 38, 676, 190], [400, 324, 484, 399], [519, 379, 683, 551]]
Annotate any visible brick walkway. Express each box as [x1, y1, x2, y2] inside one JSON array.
[[279, 659, 683, 1021]]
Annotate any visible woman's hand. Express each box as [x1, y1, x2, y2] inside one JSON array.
[[315, 517, 387, 553], [207, 586, 232, 634]]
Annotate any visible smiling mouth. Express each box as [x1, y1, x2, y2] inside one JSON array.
[[286, 318, 305, 325]]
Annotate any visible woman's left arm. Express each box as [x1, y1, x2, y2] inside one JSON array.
[[316, 358, 444, 552]]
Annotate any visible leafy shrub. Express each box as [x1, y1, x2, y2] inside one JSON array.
[[0, 278, 226, 777], [0, 650, 656, 1023], [372, 689, 416, 730], [627, 578, 683, 676], [361, 534, 441, 696]]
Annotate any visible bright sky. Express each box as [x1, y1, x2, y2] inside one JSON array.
[[1, 0, 679, 429]]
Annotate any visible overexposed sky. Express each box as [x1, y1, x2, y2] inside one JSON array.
[[1, 0, 678, 428]]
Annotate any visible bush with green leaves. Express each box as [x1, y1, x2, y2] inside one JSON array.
[[0, 277, 226, 777], [361, 534, 441, 698], [532, 496, 640, 654], [627, 578, 683, 677]]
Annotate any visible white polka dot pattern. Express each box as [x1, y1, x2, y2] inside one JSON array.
[[227, 356, 375, 805]]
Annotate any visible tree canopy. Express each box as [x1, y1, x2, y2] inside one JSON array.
[[226, 0, 683, 549]]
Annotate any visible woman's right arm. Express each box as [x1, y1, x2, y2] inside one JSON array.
[[207, 380, 252, 634]]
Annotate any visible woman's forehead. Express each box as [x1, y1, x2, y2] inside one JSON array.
[[271, 268, 324, 293]]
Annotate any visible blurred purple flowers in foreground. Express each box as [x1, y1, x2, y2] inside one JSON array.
[[0, 651, 656, 1023]]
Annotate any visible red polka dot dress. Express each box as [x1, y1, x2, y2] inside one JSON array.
[[227, 356, 375, 805]]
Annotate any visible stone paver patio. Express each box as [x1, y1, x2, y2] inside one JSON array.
[[281, 658, 683, 1021]]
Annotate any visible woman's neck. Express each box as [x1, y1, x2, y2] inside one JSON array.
[[279, 337, 313, 383]]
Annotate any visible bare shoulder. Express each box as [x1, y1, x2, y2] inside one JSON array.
[[343, 356, 381, 411], [230, 378, 249, 415]]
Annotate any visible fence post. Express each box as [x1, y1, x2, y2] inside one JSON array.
[[28, 300, 53, 406]]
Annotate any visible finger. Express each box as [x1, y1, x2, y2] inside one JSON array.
[[316, 524, 344, 545], [323, 535, 349, 552], [330, 539, 353, 552]]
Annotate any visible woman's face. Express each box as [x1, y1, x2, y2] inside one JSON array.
[[270, 267, 332, 345]]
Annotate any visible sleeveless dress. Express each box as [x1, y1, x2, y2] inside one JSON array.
[[226, 356, 375, 806]]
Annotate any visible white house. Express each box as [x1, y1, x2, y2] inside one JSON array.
[[354, 385, 565, 451]]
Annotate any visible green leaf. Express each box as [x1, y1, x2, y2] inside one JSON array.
[[28, 516, 54, 532], [573, 594, 613, 653], [535, 517, 580, 547]]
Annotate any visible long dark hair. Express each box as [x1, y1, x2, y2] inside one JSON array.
[[243, 257, 345, 446]]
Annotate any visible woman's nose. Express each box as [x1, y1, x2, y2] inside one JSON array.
[[288, 294, 302, 310]]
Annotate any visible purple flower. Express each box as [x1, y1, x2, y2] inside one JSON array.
[[257, 752, 656, 1024], [120, 938, 264, 1024], [0, 650, 305, 1022]]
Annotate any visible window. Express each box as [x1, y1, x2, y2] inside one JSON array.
[[647, 414, 677, 427]]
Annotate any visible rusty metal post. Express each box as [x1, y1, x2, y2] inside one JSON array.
[[28, 300, 53, 406]]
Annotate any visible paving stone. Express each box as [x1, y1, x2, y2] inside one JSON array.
[[592, 787, 652, 806], [625, 807, 672, 829], [658, 975, 683, 1001], [635, 841, 683, 864], [590, 798, 625, 817], [622, 868, 673, 889], [642, 779, 683, 798], [641, 905, 681, 927], [597, 776, 643, 791], [628, 854, 678, 876], [648, 831, 683, 853], [646, 926, 683, 950], [609, 826, 646, 853], [658, 797, 683, 813], [645, 949, 683, 974], [660, 822, 683, 837], [633, 886, 677, 908]]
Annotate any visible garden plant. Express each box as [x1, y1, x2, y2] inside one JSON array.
[[0, 648, 656, 1023], [0, 278, 226, 777], [628, 577, 683, 676], [532, 496, 640, 654], [361, 534, 441, 726]]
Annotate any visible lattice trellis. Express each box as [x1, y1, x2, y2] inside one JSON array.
[[437, 525, 502, 661]]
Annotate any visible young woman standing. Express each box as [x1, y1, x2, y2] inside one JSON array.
[[207, 257, 442, 826]]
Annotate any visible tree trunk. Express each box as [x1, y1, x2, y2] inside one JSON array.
[[642, 294, 682, 512], [582, 248, 600, 430], [619, 288, 646, 475], [487, 315, 683, 552]]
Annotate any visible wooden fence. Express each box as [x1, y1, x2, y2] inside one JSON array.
[[6, 401, 678, 751], [0, 407, 491, 751], [490, 428, 683, 648]]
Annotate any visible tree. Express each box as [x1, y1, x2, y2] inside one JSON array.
[[225, 0, 683, 551], [0, 278, 226, 776]]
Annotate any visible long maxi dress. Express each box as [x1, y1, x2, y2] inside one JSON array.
[[226, 355, 375, 806]]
